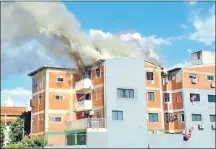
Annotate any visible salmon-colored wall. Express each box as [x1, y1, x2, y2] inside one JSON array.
[[92, 86, 104, 108], [48, 135, 65, 146], [92, 65, 104, 86], [48, 92, 70, 110], [183, 67, 215, 90], [32, 92, 45, 113], [147, 111, 163, 129], [48, 113, 67, 131], [146, 90, 161, 108], [49, 72, 71, 89]]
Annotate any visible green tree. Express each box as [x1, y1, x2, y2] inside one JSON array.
[[6, 136, 47, 148], [20, 111, 31, 135], [9, 118, 24, 143], [0, 123, 6, 148]]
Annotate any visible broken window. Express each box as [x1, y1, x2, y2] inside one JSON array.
[[164, 93, 170, 103], [85, 93, 91, 100], [96, 67, 101, 78], [85, 71, 91, 79], [146, 72, 154, 80]]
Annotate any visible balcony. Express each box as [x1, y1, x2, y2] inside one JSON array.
[[75, 78, 92, 93], [66, 118, 106, 131], [75, 100, 92, 112]]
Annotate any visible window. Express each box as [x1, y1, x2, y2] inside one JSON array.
[[146, 72, 154, 80], [148, 92, 155, 101], [112, 111, 123, 120], [208, 95, 216, 102], [189, 73, 197, 79], [164, 93, 170, 103], [55, 95, 64, 100], [96, 67, 101, 78], [38, 94, 42, 105], [179, 114, 185, 122], [207, 75, 214, 81], [85, 71, 91, 79], [56, 77, 64, 82], [192, 114, 202, 121], [33, 78, 38, 86], [164, 113, 173, 123], [148, 113, 159, 122], [117, 88, 134, 98], [49, 116, 62, 122], [190, 93, 200, 102], [210, 115, 216, 122]]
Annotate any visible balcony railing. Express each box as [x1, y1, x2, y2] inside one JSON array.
[[75, 100, 92, 112], [66, 118, 106, 130], [75, 78, 92, 93]]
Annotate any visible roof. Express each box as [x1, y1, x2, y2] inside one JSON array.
[[28, 66, 77, 77], [144, 60, 164, 69], [167, 67, 182, 73], [1, 107, 26, 115]]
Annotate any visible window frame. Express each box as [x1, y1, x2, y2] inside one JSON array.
[[208, 95, 216, 103], [207, 75, 214, 81], [54, 95, 64, 100], [192, 114, 202, 122], [112, 110, 123, 120], [147, 92, 155, 102], [56, 77, 64, 83], [164, 93, 170, 103], [49, 116, 62, 123], [148, 113, 159, 123], [38, 94, 42, 105], [190, 93, 200, 102], [179, 113, 185, 123], [146, 72, 154, 81], [117, 88, 135, 99], [210, 114, 216, 122], [95, 67, 101, 78]]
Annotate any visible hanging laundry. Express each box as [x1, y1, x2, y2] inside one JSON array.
[[183, 126, 193, 141], [190, 95, 196, 104]]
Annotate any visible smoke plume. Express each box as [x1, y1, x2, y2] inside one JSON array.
[[1, 2, 163, 78]]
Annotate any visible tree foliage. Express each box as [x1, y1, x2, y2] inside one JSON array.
[[5, 136, 47, 148], [20, 111, 31, 135], [0, 123, 6, 148], [9, 118, 24, 143]]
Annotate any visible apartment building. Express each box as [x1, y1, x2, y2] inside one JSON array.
[[29, 57, 163, 146], [28, 67, 81, 145], [144, 61, 164, 134], [162, 50, 216, 134]]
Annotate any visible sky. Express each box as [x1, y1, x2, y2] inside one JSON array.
[[1, 1, 215, 107]]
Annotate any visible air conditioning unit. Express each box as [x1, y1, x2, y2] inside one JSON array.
[[198, 124, 204, 130], [211, 83, 215, 88], [212, 124, 216, 130], [191, 78, 197, 84]]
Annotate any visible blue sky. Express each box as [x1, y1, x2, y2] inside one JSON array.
[[1, 1, 215, 107]]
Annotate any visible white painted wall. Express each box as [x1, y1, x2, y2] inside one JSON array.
[[104, 57, 148, 148], [183, 89, 215, 144]]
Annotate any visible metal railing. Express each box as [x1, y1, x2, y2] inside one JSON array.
[[66, 118, 106, 130]]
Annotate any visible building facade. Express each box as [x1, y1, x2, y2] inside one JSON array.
[[29, 50, 215, 147], [162, 50, 215, 134]]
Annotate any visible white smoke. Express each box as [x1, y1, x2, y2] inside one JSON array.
[[1, 2, 164, 77]]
